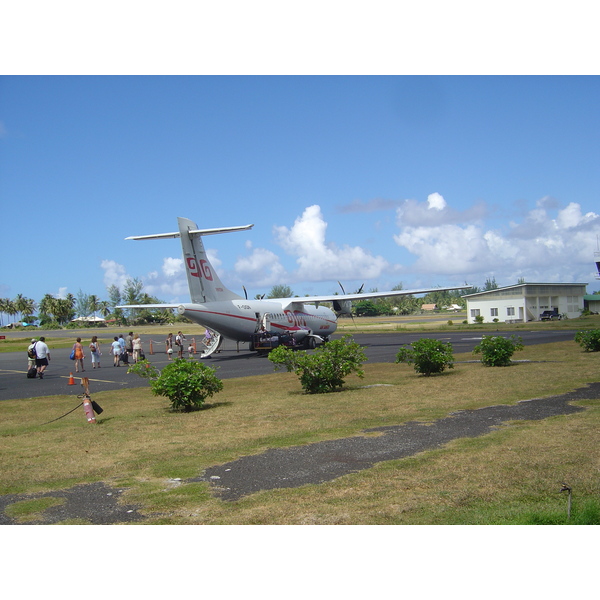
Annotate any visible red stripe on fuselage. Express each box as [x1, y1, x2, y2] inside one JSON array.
[[182, 306, 336, 340]]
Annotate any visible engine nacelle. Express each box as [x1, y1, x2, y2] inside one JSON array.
[[332, 299, 352, 315]]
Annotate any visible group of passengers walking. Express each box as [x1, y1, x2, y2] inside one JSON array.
[[26, 329, 207, 380], [26, 331, 145, 379], [109, 331, 143, 366]]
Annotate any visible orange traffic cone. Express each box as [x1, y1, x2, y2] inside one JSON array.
[[68, 373, 76, 385]]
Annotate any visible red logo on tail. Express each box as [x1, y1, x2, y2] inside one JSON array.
[[187, 258, 213, 281]]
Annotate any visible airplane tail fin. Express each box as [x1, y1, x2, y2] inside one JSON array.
[[126, 217, 253, 303], [178, 217, 247, 303]]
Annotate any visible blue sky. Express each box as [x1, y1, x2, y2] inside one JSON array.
[[1, 75, 600, 308]]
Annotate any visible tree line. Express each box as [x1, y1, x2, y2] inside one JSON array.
[[0, 278, 180, 328], [2, 276, 531, 328]]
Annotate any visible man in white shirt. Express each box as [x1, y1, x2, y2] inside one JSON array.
[[35, 336, 50, 379]]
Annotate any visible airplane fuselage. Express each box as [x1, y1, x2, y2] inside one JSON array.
[[177, 299, 337, 343]]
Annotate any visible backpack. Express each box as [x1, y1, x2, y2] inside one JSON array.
[[27, 367, 37, 379], [27, 343, 37, 359]]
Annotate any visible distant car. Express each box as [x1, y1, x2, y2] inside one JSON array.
[[539, 309, 561, 321]]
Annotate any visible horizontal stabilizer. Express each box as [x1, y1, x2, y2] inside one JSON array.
[[126, 223, 253, 241]]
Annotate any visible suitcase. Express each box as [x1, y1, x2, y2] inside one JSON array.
[[27, 367, 37, 379]]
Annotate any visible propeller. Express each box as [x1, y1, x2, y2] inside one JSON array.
[[336, 281, 362, 329], [338, 281, 364, 295], [243, 286, 248, 300]]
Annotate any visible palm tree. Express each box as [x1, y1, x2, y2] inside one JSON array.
[[54, 294, 75, 324], [4, 299, 17, 325], [21, 297, 36, 322], [88, 294, 99, 318], [0, 298, 10, 326], [98, 300, 111, 319], [39, 294, 58, 323], [13, 294, 26, 322]]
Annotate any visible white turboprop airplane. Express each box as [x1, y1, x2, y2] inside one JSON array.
[[118, 216, 467, 357]]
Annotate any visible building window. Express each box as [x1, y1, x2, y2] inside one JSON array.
[[470, 309, 480, 318], [507, 307, 515, 316], [490, 308, 498, 317]]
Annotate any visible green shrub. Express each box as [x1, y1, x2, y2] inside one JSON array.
[[36, 320, 62, 330], [268, 334, 367, 394], [395, 337, 454, 376], [128, 358, 223, 411], [474, 315, 484, 324], [472, 335, 524, 366], [574, 329, 600, 352]]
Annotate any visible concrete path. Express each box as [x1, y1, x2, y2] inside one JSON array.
[[195, 383, 593, 501]]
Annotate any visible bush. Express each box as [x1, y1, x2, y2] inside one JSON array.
[[574, 329, 600, 352], [395, 338, 454, 376], [128, 358, 223, 411], [472, 335, 524, 366], [268, 334, 367, 394]]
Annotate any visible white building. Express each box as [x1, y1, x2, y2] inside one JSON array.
[[463, 283, 587, 324], [584, 294, 600, 314]]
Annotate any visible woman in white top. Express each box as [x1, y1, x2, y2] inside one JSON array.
[[89, 335, 101, 369], [132, 334, 143, 363], [111, 336, 121, 367]]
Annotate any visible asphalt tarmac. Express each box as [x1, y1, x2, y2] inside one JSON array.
[[0, 329, 579, 401]]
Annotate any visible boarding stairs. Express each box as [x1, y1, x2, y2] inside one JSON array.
[[198, 329, 223, 358]]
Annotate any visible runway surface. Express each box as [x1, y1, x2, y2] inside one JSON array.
[[0, 329, 578, 401]]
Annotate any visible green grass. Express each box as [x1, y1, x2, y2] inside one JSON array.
[[1, 339, 599, 524], [4, 496, 66, 523]]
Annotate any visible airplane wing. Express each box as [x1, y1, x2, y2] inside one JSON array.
[[272, 285, 470, 308], [116, 304, 180, 309]]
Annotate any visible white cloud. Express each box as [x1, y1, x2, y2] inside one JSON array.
[[143, 256, 188, 300], [101, 259, 129, 290], [395, 223, 489, 275], [556, 202, 597, 230], [427, 192, 446, 211], [101, 257, 188, 301], [162, 257, 184, 277], [273, 205, 389, 282], [393, 193, 600, 284], [234, 243, 287, 288]]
